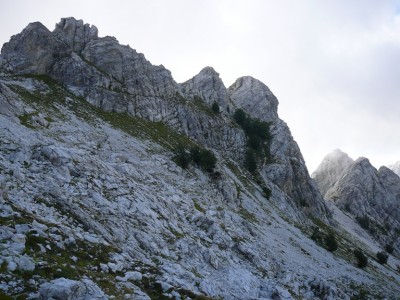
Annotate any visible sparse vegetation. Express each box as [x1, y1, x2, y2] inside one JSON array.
[[356, 216, 370, 230], [353, 249, 368, 268], [385, 243, 394, 254], [211, 101, 220, 114], [172, 144, 217, 173], [376, 251, 388, 264], [233, 108, 272, 173], [262, 186, 272, 199], [325, 231, 338, 252], [190, 146, 217, 173], [173, 145, 191, 169], [299, 198, 309, 208]]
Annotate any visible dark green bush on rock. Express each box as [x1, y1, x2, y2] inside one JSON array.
[[233, 109, 272, 173], [385, 244, 394, 254], [173, 146, 191, 169], [324, 231, 338, 252], [353, 249, 368, 268], [173, 145, 217, 173], [211, 101, 220, 114], [376, 251, 388, 264]]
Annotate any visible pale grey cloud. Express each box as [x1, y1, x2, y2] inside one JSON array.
[[1, 0, 399, 172]]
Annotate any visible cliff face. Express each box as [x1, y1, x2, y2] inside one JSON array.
[[1, 17, 329, 223], [0, 17, 399, 300]]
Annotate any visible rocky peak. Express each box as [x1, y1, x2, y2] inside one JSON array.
[[53, 17, 98, 53], [180, 66, 230, 111], [312, 149, 354, 197], [1, 21, 69, 74], [228, 76, 278, 123], [316, 152, 400, 255]]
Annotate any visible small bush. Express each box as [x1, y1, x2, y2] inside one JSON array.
[[311, 227, 324, 244], [376, 251, 389, 264], [356, 216, 370, 230], [233, 109, 246, 126], [325, 231, 338, 252], [385, 244, 394, 254], [190, 147, 217, 173], [233, 109, 272, 174], [174, 145, 217, 173], [262, 186, 272, 199], [353, 249, 368, 268], [244, 149, 257, 173], [211, 102, 220, 114], [299, 198, 309, 207], [173, 146, 191, 169]]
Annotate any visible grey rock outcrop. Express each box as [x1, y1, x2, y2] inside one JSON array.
[[181, 66, 231, 112], [228, 76, 278, 123], [229, 77, 330, 221], [1, 22, 69, 74], [312, 149, 354, 197], [39, 278, 107, 300], [53, 17, 99, 52], [317, 155, 400, 255]]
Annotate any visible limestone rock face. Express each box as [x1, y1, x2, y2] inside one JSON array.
[[1, 22, 69, 74], [39, 278, 107, 300], [80, 36, 179, 98], [312, 149, 354, 197], [53, 17, 99, 52], [228, 76, 278, 123], [317, 155, 400, 255], [181, 66, 230, 112], [229, 77, 330, 221]]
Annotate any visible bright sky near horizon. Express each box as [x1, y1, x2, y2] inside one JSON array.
[[1, 0, 399, 173]]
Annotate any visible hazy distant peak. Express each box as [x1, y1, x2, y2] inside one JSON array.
[[388, 161, 400, 177], [312, 149, 354, 197]]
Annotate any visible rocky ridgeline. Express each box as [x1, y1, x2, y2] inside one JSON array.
[[313, 150, 400, 256], [0, 17, 329, 222], [0, 18, 399, 299]]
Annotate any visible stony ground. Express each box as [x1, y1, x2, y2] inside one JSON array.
[[0, 73, 399, 299]]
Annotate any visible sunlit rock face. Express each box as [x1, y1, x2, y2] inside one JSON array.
[[0, 17, 399, 300]]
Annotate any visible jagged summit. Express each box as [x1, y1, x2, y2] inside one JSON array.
[[228, 76, 278, 123], [181, 66, 230, 111], [53, 17, 99, 52], [314, 150, 400, 257]]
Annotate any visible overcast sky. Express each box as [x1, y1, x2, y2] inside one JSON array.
[[1, 0, 399, 173]]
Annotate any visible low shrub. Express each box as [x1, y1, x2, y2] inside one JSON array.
[[376, 251, 389, 264], [211, 102, 220, 114], [353, 249, 368, 268], [324, 231, 338, 252], [385, 244, 394, 254]]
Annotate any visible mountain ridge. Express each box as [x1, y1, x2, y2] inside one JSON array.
[[0, 17, 399, 299]]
